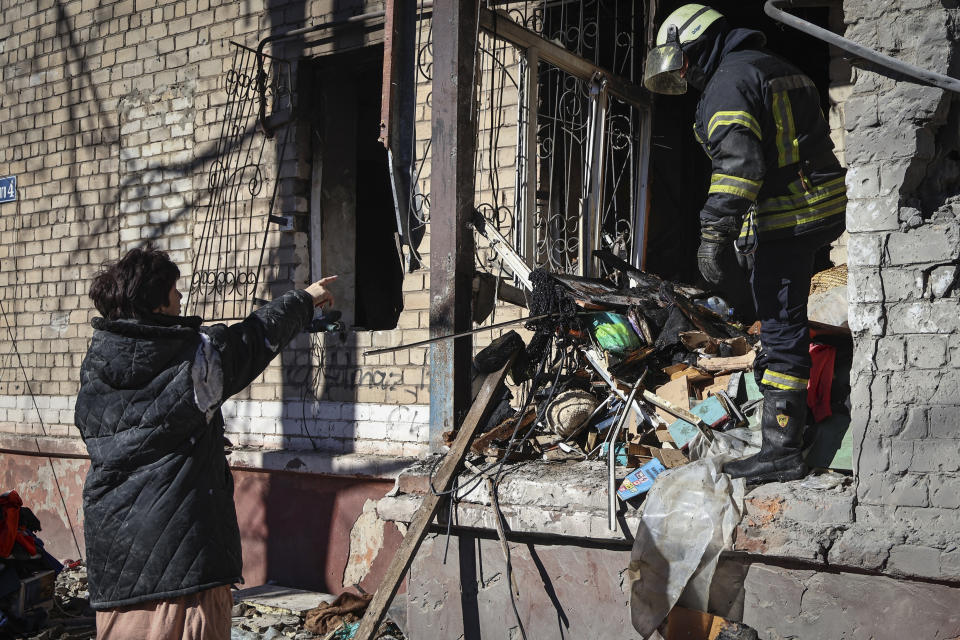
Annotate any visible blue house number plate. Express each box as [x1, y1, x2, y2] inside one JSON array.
[[0, 176, 16, 203]]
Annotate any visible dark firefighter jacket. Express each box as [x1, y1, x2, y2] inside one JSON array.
[[692, 28, 846, 246], [75, 289, 314, 609]]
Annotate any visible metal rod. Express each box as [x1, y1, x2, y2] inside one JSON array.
[[363, 313, 552, 357], [478, 8, 649, 108], [765, 0, 960, 95], [609, 376, 644, 531]]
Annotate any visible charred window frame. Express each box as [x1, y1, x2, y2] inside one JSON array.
[[304, 45, 404, 331]]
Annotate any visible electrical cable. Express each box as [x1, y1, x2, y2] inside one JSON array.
[[0, 297, 83, 561]]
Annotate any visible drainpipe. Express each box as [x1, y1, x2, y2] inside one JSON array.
[[765, 0, 960, 95]]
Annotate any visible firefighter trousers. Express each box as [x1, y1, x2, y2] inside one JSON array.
[[749, 226, 842, 392]]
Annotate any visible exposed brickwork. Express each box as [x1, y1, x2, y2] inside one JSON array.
[[0, 0, 532, 459], [843, 0, 960, 581]]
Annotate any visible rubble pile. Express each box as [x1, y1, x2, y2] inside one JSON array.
[[20, 565, 94, 640], [450, 259, 851, 505], [229, 586, 406, 640], [231, 602, 317, 640]]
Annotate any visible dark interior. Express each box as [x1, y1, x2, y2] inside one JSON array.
[[644, 3, 834, 287]]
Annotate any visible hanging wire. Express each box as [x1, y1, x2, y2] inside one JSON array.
[[0, 298, 83, 561]]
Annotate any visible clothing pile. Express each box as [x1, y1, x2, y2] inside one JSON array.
[[0, 490, 63, 637]]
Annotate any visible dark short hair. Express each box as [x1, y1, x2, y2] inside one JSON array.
[[89, 245, 181, 320]]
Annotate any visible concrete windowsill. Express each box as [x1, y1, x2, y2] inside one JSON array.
[[228, 448, 418, 479], [379, 457, 857, 555]]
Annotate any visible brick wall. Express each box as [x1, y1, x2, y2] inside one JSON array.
[[0, 0, 536, 460], [843, 0, 960, 580], [0, 0, 432, 457]]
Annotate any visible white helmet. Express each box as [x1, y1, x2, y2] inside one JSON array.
[[644, 4, 724, 95]]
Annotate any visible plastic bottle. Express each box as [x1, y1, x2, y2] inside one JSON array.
[[704, 296, 732, 318]]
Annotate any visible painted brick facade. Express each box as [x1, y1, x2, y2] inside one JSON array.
[[0, 0, 529, 459]]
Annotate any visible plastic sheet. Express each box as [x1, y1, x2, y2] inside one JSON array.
[[628, 431, 750, 638]]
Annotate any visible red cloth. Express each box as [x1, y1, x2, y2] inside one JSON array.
[[0, 490, 23, 557], [807, 343, 836, 423]]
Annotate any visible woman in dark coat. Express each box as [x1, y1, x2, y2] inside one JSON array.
[[75, 245, 335, 639]]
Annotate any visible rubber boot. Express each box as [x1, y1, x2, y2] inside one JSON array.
[[724, 388, 809, 484]]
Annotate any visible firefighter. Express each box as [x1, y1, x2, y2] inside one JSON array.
[[644, 4, 847, 484]]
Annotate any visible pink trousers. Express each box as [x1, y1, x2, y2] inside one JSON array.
[[95, 585, 233, 640]]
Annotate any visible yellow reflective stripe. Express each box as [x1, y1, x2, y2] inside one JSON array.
[[709, 173, 762, 201], [761, 370, 809, 391], [762, 378, 804, 391], [693, 123, 704, 145], [756, 194, 847, 233], [707, 110, 762, 140], [738, 208, 756, 239], [758, 177, 846, 214], [768, 75, 812, 168], [772, 90, 799, 167]]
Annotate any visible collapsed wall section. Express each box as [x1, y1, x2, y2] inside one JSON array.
[[843, 0, 960, 580]]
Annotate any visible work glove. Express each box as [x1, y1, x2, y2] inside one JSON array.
[[697, 217, 740, 286]]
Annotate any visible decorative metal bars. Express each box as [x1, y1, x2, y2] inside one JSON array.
[[185, 43, 293, 320], [473, 1, 649, 279]]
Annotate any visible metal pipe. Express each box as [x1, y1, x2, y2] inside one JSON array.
[[362, 312, 552, 357], [608, 376, 644, 531], [765, 0, 960, 95]]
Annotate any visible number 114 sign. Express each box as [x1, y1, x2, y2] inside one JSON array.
[[0, 176, 16, 203]]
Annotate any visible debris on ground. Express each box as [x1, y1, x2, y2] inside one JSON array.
[[416, 241, 851, 637], [15, 567, 405, 640], [1, 490, 66, 639]]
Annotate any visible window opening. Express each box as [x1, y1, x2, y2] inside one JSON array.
[[306, 45, 403, 331]]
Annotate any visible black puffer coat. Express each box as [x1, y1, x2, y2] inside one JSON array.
[[75, 290, 314, 609]]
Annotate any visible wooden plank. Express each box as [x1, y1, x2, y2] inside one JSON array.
[[354, 353, 516, 640]]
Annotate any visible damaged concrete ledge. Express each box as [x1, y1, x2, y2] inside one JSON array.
[[734, 478, 855, 564], [383, 456, 958, 586], [378, 458, 644, 543], [736, 479, 960, 585], [228, 448, 417, 479], [0, 433, 88, 458]]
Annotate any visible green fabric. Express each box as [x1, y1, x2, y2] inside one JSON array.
[[591, 312, 642, 355]]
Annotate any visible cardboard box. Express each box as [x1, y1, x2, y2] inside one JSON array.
[[666, 396, 730, 448]]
